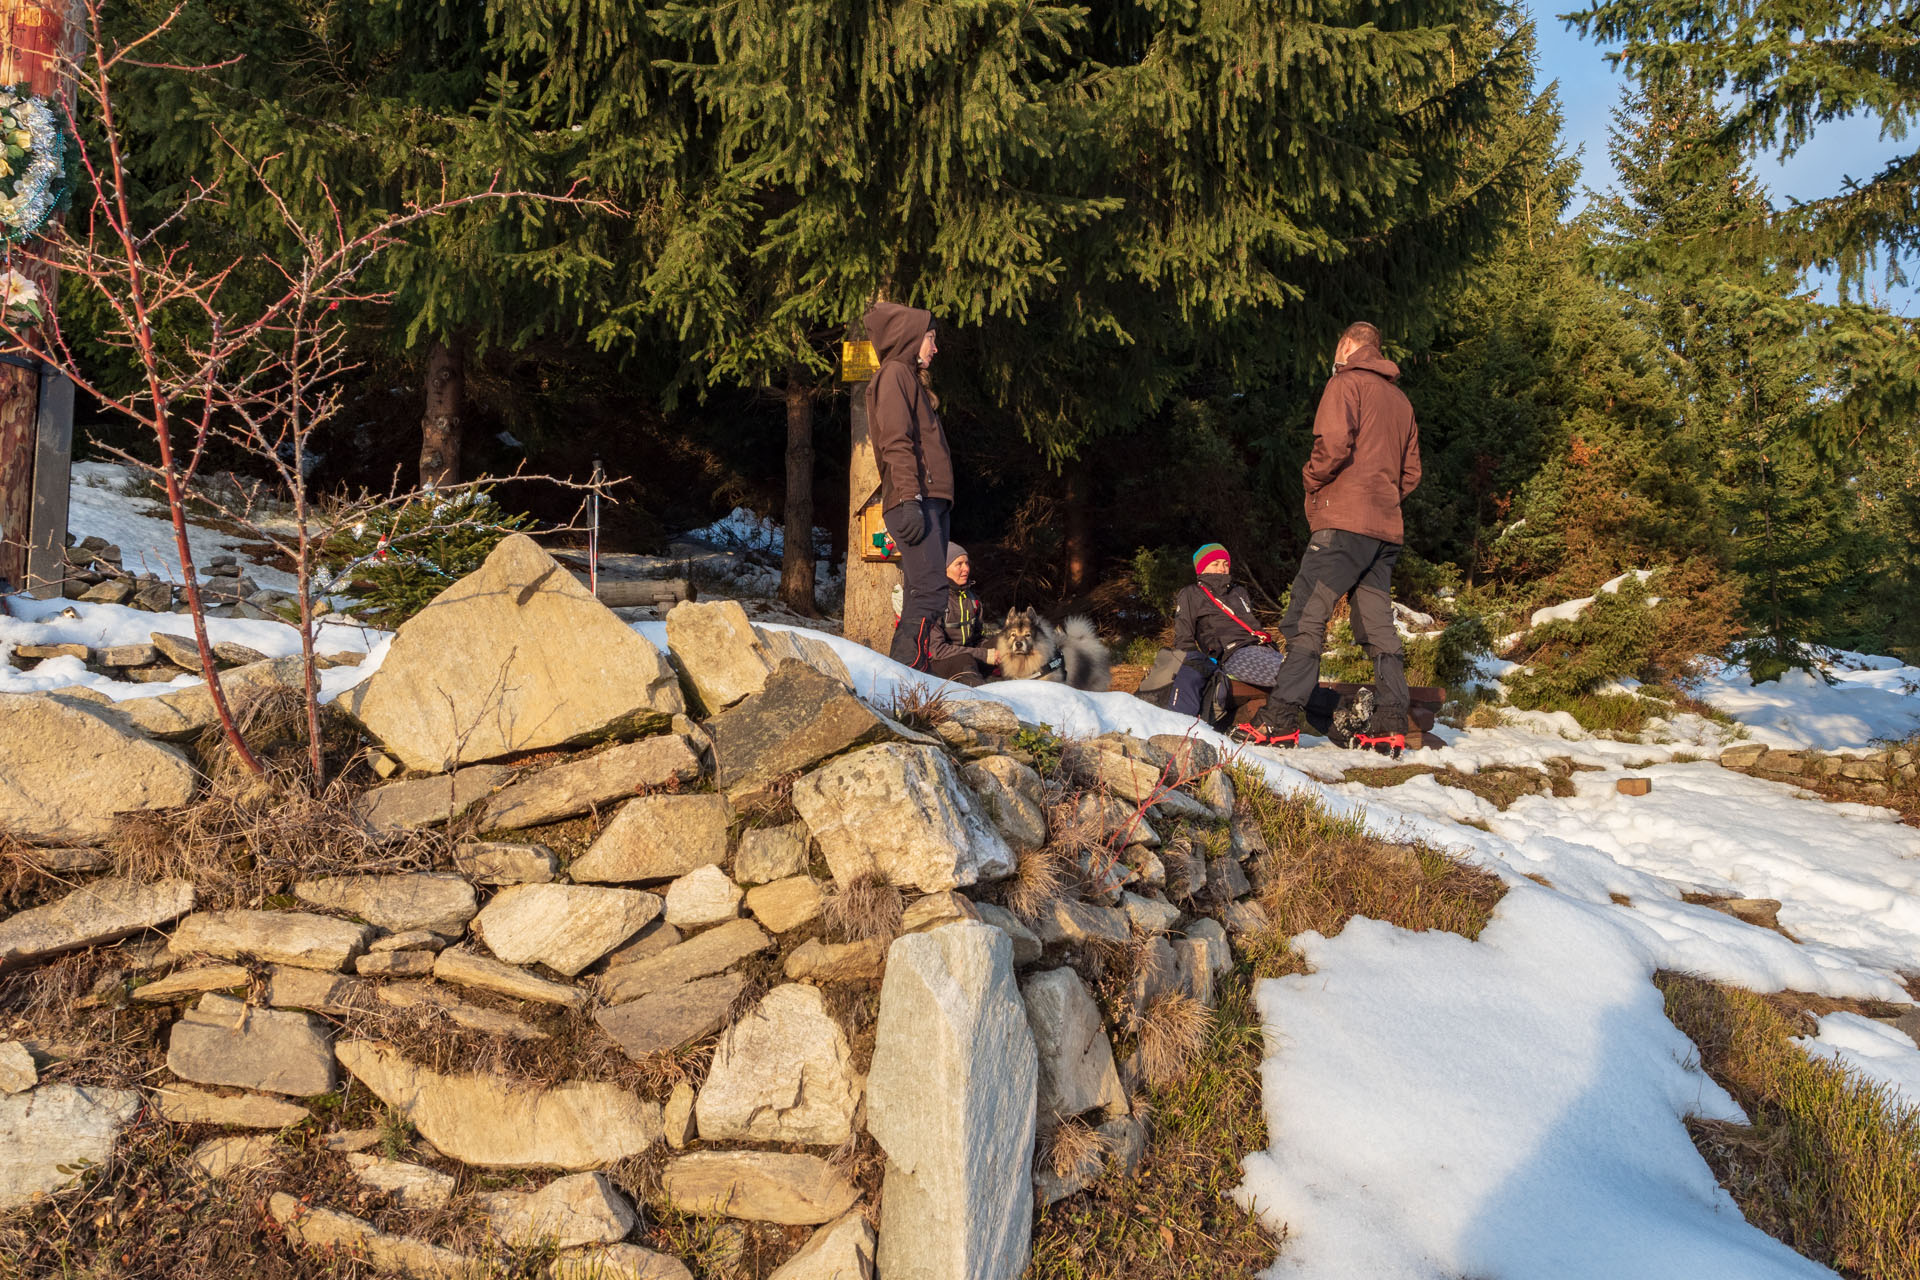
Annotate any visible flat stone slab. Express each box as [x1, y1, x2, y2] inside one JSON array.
[[167, 994, 336, 1096], [665, 599, 775, 714], [293, 873, 478, 936], [471, 884, 661, 977], [169, 910, 374, 971], [596, 973, 747, 1059], [153, 1084, 308, 1128], [486, 1171, 637, 1249], [552, 1246, 693, 1280], [434, 947, 586, 1009], [0, 1042, 36, 1093], [132, 963, 251, 1003], [336, 1040, 662, 1170], [109, 656, 307, 742], [356, 951, 436, 977], [570, 794, 735, 884], [695, 984, 863, 1147], [269, 1193, 480, 1279], [347, 1154, 457, 1210], [663, 865, 743, 927], [0, 1084, 142, 1210], [660, 1151, 859, 1225], [782, 937, 888, 984], [353, 767, 511, 834], [745, 876, 823, 934], [0, 878, 195, 971], [189, 1134, 278, 1181], [0, 693, 198, 842], [767, 1212, 877, 1280], [481, 735, 705, 830], [453, 841, 559, 885], [342, 534, 684, 772], [1032, 898, 1130, 948], [734, 823, 810, 884], [597, 919, 770, 1004], [265, 965, 377, 1015]]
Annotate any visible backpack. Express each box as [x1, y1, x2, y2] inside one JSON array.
[[1133, 647, 1235, 730]]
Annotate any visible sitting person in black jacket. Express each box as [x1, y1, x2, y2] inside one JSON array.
[[893, 543, 998, 685], [1169, 543, 1281, 734]]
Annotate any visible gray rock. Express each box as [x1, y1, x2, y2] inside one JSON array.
[[481, 735, 704, 830], [1072, 742, 1172, 807], [1031, 898, 1131, 948], [0, 877, 195, 971], [598, 919, 771, 1004], [973, 902, 1043, 966], [131, 963, 250, 1004], [1184, 917, 1234, 981], [1208, 857, 1251, 905], [552, 1244, 693, 1280], [336, 1040, 662, 1170], [353, 768, 511, 834], [1119, 892, 1182, 935], [745, 876, 823, 934], [961, 756, 1049, 853], [346, 1153, 456, 1210], [356, 950, 437, 977], [696, 984, 863, 1146], [0, 1084, 142, 1209], [1172, 937, 1215, 1008], [1149, 734, 1220, 777], [707, 659, 894, 799], [189, 1133, 278, 1180], [343, 534, 685, 772], [663, 1080, 695, 1150], [767, 1212, 876, 1280], [213, 641, 270, 667], [268, 1193, 478, 1279], [901, 890, 980, 934], [471, 883, 661, 977], [570, 794, 735, 884], [1127, 936, 1179, 1018], [14, 846, 111, 874], [1717, 742, 1768, 769], [169, 910, 373, 972], [1223, 899, 1272, 939], [98, 642, 158, 667], [131, 578, 173, 612], [595, 973, 747, 1059], [663, 865, 743, 927], [1152, 786, 1216, 824], [659, 1151, 860, 1225], [600, 919, 683, 969], [80, 579, 135, 606], [868, 923, 1037, 1280], [488, 1171, 637, 1249], [0, 695, 198, 843], [782, 937, 888, 984], [166, 994, 336, 1096], [377, 981, 549, 1041], [265, 965, 376, 1015], [293, 873, 478, 935], [370, 930, 447, 954], [149, 630, 206, 669], [153, 1084, 308, 1128], [751, 625, 856, 689], [1197, 768, 1236, 819], [1022, 967, 1126, 1123], [454, 841, 559, 885], [0, 1041, 37, 1093], [792, 744, 1016, 893], [107, 656, 306, 741], [664, 599, 776, 713], [434, 946, 586, 1008], [734, 823, 811, 885]]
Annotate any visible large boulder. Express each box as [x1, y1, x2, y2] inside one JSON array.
[[0, 1084, 142, 1209], [1021, 968, 1127, 1124], [706, 660, 894, 800], [470, 884, 661, 977], [292, 873, 478, 936], [343, 535, 685, 772], [569, 794, 735, 884], [791, 745, 1015, 893], [867, 923, 1036, 1280], [695, 984, 863, 1146], [659, 1151, 859, 1225], [166, 994, 336, 1096], [481, 736, 704, 830], [664, 600, 775, 714], [0, 878, 194, 971], [961, 756, 1049, 854], [335, 1040, 661, 1170], [0, 694, 197, 842]]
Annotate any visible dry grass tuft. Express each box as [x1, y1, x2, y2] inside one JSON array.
[[1659, 972, 1920, 1278], [1005, 839, 1071, 921], [1135, 991, 1213, 1088], [821, 871, 904, 942], [887, 681, 953, 731], [1047, 1116, 1112, 1180]]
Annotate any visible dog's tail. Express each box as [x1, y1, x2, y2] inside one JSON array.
[[1060, 615, 1112, 692]]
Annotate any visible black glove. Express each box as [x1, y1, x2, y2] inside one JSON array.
[[886, 500, 928, 547]]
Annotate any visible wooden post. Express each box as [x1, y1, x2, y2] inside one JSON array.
[[0, 0, 74, 594], [777, 366, 818, 616], [842, 359, 899, 652], [418, 337, 463, 488]]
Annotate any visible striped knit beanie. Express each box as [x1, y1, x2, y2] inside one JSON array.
[[1192, 543, 1230, 576]]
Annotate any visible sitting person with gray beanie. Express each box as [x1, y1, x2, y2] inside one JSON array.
[[891, 543, 998, 685]]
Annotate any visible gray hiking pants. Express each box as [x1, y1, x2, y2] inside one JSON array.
[[1270, 530, 1407, 729]]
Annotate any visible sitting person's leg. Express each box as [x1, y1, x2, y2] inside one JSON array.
[[928, 652, 988, 686], [1168, 663, 1210, 715]]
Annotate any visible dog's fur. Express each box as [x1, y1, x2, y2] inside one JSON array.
[[992, 608, 1112, 692]]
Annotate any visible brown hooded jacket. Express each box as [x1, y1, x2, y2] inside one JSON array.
[[863, 302, 953, 510], [1303, 346, 1422, 543]]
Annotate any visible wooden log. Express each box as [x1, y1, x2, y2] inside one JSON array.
[[583, 576, 692, 608], [1616, 777, 1651, 797]]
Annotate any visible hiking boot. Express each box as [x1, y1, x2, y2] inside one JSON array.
[[1252, 702, 1307, 748], [1228, 723, 1270, 746], [1351, 731, 1406, 759]]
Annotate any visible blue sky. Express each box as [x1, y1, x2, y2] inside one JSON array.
[[1529, 2, 1914, 309]]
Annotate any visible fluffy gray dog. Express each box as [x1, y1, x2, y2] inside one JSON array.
[[991, 607, 1111, 691]]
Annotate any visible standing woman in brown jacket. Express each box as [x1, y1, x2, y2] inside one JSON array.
[[863, 301, 956, 671]]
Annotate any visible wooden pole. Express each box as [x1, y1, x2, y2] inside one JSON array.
[[0, 0, 73, 595], [843, 363, 899, 652]]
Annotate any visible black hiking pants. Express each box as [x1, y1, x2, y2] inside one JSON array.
[[886, 497, 952, 671], [1267, 530, 1407, 731]]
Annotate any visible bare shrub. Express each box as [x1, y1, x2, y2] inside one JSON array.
[[822, 872, 904, 942], [887, 681, 953, 732]]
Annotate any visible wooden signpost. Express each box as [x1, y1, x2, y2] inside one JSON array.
[[840, 337, 900, 652], [0, 0, 74, 598]]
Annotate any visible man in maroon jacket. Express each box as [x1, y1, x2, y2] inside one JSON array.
[[1250, 321, 1422, 753]]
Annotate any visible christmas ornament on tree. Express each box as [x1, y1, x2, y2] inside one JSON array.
[[0, 85, 72, 245]]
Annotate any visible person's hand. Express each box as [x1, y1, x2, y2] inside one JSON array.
[[886, 500, 928, 546]]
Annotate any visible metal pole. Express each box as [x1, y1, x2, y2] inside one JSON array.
[[589, 458, 603, 597]]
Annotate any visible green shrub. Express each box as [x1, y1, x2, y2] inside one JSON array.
[[321, 490, 534, 626], [1406, 612, 1492, 692], [1129, 546, 1190, 620]]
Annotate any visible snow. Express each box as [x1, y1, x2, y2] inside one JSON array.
[[1794, 1013, 1920, 1115], [682, 506, 831, 558], [1691, 653, 1920, 751], [1527, 569, 1657, 629], [1231, 885, 1833, 1279], [65, 461, 298, 591]]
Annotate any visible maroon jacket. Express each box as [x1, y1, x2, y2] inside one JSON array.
[[1303, 347, 1422, 544], [863, 302, 954, 510]]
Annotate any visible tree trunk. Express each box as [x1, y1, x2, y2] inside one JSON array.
[[844, 383, 900, 651], [778, 368, 819, 616], [419, 339, 463, 488], [1064, 465, 1090, 594]]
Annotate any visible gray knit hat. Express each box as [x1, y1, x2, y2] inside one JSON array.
[[946, 542, 969, 567]]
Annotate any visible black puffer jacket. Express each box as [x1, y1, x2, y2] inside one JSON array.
[[1172, 573, 1264, 670]]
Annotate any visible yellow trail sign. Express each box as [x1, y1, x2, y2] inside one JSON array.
[[840, 340, 878, 382]]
